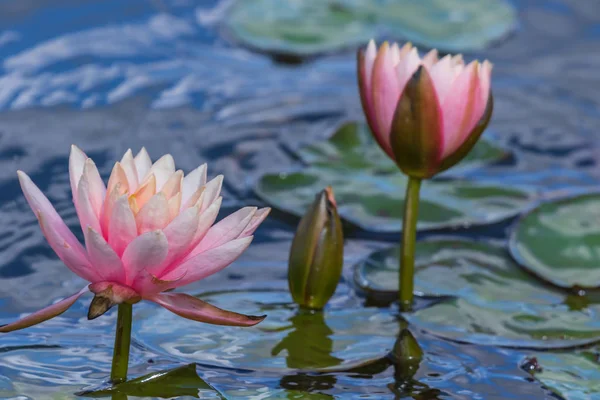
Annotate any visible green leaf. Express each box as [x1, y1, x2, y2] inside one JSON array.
[[528, 348, 600, 399], [510, 192, 600, 289], [354, 238, 600, 348], [223, 0, 517, 57], [79, 363, 221, 399], [255, 124, 529, 233]]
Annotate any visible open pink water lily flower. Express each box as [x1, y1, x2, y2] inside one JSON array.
[[358, 40, 494, 178], [1, 147, 270, 332]]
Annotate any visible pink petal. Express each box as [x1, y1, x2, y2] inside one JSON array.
[[479, 60, 493, 106], [163, 236, 253, 286], [136, 192, 170, 233], [152, 206, 200, 275], [239, 207, 270, 238], [358, 40, 384, 157], [76, 172, 102, 234], [68, 145, 87, 207], [194, 207, 256, 254], [441, 62, 480, 159], [371, 42, 400, 155], [178, 197, 222, 263], [181, 187, 204, 211], [120, 149, 139, 192], [134, 148, 152, 182], [182, 164, 207, 206], [108, 195, 137, 257], [168, 192, 182, 221], [131, 269, 185, 297], [429, 55, 460, 104], [122, 230, 169, 284], [395, 47, 422, 94], [149, 154, 175, 191], [83, 159, 106, 216], [18, 171, 98, 282], [200, 175, 223, 212], [130, 174, 157, 213], [161, 170, 183, 199], [422, 49, 439, 68], [149, 292, 265, 326], [0, 286, 89, 333], [101, 163, 129, 236], [84, 227, 125, 282], [364, 40, 377, 92]]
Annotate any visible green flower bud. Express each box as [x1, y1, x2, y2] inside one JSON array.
[[288, 187, 344, 310]]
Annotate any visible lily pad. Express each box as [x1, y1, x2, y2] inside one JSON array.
[[79, 364, 222, 399], [298, 121, 509, 175], [255, 171, 531, 234], [528, 348, 600, 399], [509, 193, 600, 289], [223, 0, 517, 57], [354, 238, 600, 348], [256, 121, 528, 233], [135, 290, 399, 373]]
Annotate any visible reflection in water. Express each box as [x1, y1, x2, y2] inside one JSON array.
[[271, 309, 342, 370], [387, 327, 443, 400], [272, 309, 340, 398]]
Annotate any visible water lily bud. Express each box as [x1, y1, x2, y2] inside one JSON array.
[[288, 187, 343, 310], [358, 40, 493, 179]]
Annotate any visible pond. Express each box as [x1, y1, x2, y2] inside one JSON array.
[[0, 0, 599, 399]]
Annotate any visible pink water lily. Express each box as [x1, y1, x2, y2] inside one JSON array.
[[1, 146, 270, 332], [358, 40, 493, 178]]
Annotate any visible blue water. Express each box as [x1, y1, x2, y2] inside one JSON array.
[[0, 0, 598, 398]]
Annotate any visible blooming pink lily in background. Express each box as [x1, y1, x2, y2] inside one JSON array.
[[358, 40, 493, 178], [1, 146, 270, 332]]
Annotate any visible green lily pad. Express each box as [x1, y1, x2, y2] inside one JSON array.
[[223, 0, 517, 57], [354, 238, 600, 348], [298, 121, 508, 175], [509, 193, 600, 289], [255, 172, 531, 234], [135, 290, 399, 373], [79, 364, 222, 399], [256, 121, 527, 233], [528, 348, 600, 399]]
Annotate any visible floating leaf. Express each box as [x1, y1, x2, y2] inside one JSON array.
[[79, 364, 221, 399], [135, 290, 398, 372], [528, 348, 600, 399], [355, 238, 600, 348], [256, 121, 528, 233], [298, 122, 508, 175], [510, 193, 600, 289], [256, 171, 531, 234], [223, 0, 517, 57]]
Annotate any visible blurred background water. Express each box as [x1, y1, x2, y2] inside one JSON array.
[[0, 0, 598, 398]]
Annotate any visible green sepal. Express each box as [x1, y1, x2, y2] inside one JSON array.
[[390, 66, 443, 179]]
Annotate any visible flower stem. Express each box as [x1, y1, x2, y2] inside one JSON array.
[[110, 302, 132, 384], [400, 177, 422, 312]]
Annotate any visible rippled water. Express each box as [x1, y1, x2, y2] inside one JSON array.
[[0, 0, 598, 398]]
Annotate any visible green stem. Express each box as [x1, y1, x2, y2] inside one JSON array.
[[111, 303, 133, 384], [400, 177, 422, 312]]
